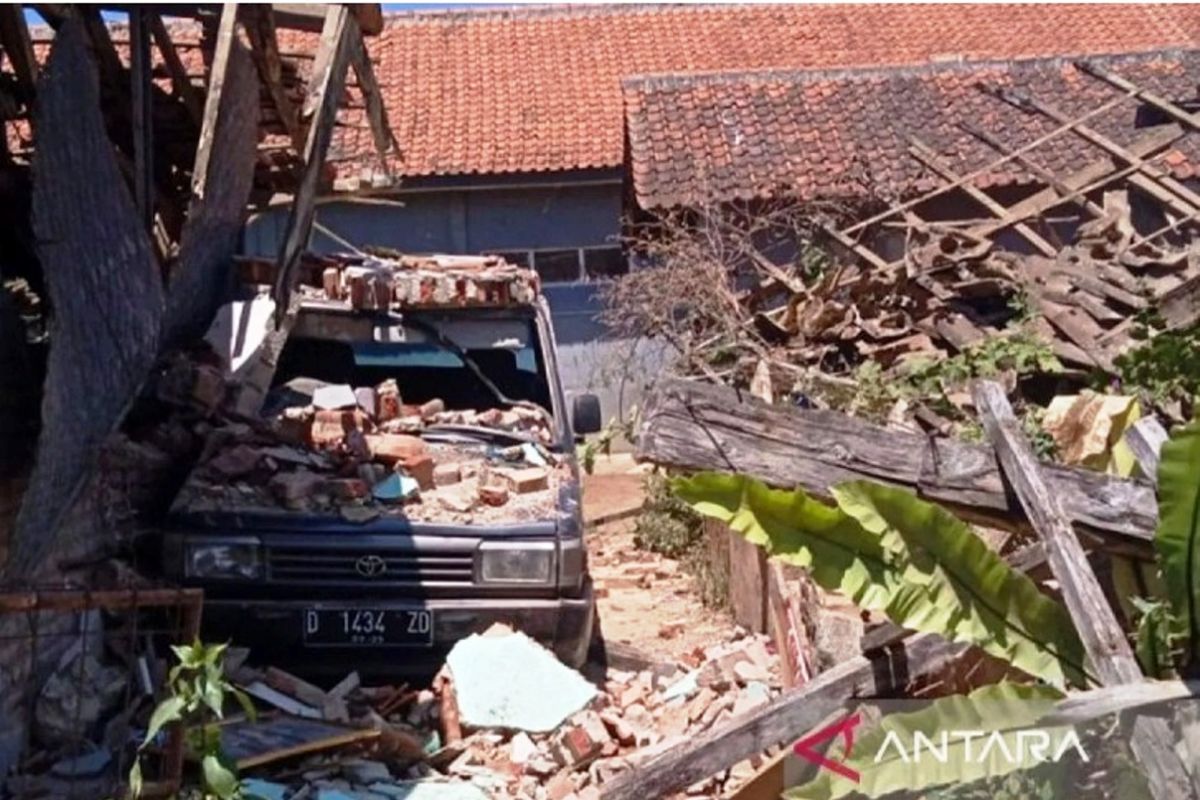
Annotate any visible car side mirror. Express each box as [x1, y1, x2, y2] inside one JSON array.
[[571, 393, 602, 436]]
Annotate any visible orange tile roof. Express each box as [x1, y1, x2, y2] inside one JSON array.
[[623, 50, 1200, 208], [328, 2, 1200, 182]]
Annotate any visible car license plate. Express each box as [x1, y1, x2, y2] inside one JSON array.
[[302, 608, 434, 647]]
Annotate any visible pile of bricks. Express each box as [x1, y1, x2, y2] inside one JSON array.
[[311, 253, 541, 312], [179, 373, 561, 522]]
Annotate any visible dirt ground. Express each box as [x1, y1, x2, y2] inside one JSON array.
[[582, 456, 738, 662]]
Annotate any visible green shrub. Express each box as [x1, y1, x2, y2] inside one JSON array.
[[633, 472, 705, 558]]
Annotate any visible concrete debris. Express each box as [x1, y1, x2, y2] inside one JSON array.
[[313, 384, 360, 411], [445, 626, 598, 733], [35, 649, 126, 745]]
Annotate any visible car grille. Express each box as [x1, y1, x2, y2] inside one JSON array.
[[266, 545, 475, 586]]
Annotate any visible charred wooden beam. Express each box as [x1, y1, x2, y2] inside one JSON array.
[[600, 633, 969, 800], [973, 380, 1195, 800], [635, 378, 1158, 550]]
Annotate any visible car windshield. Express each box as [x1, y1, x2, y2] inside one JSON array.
[[270, 312, 554, 415]]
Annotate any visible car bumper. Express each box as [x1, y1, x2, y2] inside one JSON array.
[[201, 586, 595, 677]]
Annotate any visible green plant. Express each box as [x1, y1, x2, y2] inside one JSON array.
[[904, 332, 1061, 399], [674, 473, 1089, 688], [579, 413, 636, 475], [1153, 415, 1200, 674], [1020, 407, 1058, 461], [129, 641, 254, 800], [1116, 325, 1200, 406]]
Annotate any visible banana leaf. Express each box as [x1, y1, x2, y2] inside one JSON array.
[[787, 682, 1068, 800], [674, 473, 1088, 688], [1155, 416, 1200, 667]]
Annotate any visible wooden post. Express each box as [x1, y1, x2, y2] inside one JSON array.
[[129, 8, 154, 231], [0, 5, 38, 96], [972, 379, 1194, 800], [191, 3, 237, 200], [271, 5, 356, 324], [347, 22, 396, 169]]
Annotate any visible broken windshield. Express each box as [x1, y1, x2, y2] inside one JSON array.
[[271, 312, 554, 416]]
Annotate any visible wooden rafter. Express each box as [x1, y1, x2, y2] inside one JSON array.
[[0, 5, 38, 96], [272, 3, 356, 323], [147, 12, 205, 126], [347, 21, 396, 170], [243, 4, 303, 150], [908, 136, 1057, 256], [191, 2, 237, 200]]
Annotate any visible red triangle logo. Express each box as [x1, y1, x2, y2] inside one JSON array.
[[792, 712, 862, 782]]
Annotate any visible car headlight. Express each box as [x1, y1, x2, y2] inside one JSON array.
[[476, 541, 555, 584], [185, 540, 262, 580]]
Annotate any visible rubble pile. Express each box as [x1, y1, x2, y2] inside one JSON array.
[[175, 368, 563, 523], [229, 624, 784, 800], [239, 252, 543, 313]]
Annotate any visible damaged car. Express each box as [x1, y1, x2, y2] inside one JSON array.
[[155, 254, 602, 673]]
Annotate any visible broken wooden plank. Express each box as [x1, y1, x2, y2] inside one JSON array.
[[147, 12, 204, 125], [191, 3, 238, 200], [130, 8, 154, 230], [1125, 417, 1170, 486], [600, 633, 969, 800], [1076, 61, 1200, 137], [635, 378, 1158, 548], [273, 5, 356, 322], [908, 137, 1057, 256], [973, 379, 1194, 800], [243, 4, 302, 150]]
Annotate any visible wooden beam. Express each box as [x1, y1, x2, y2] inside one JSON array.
[[600, 633, 969, 800], [272, 4, 355, 323], [347, 22, 396, 169], [1158, 271, 1200, 331], [972, 380, 1194, 800], [192, 3, 238, 200], [130, 8, 154, 230], [635, 378, 1158, 549], [838, 90, 1135, 237], [271, 3, 383, 35], [908, 137, 1057, 256], [967, 123, 1183, 241], [995, 87, 1200, 218], [0, 5, 38, 96], [1125, 417, 1169, 486], [1076, 61, 1200, 137], [243, 4, 303, 150], [959, 121, 1106, 219], [147, 12, 205, 125]]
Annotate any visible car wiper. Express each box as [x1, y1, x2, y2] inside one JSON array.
[[422, 423, 541, 445], [402, 317, 545, 415]]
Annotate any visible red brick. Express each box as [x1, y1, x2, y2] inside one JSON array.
[[366, 433, 427, 464], [397, 452, 434, 491], [478, 484, 509, 507], [310, 409, 374, 448], [376, 380, 402, 421], [322, 267, 342, 299]]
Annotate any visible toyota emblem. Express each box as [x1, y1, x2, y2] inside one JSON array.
[[355, 555, 388, 578]]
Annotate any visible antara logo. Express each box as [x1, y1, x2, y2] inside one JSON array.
[[792, 714, 1089, 782]]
